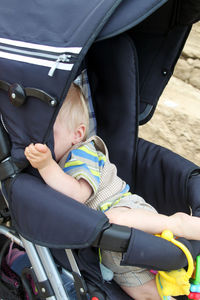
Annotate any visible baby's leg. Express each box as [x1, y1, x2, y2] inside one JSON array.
[[101, 249, 176, 300], [121, 281, 176, 300], [105, 205, 200, 240], [101, 250, 160, 300], [121, 279, 161, 300], [102, 196, 179, 299]]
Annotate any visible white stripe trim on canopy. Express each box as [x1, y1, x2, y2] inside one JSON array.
[[0, 38, 82, 54], [0, 51, 73, 71]]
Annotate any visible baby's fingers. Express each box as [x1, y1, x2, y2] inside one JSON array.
[[24, 148, 34, 160], [24, 145, 31, 157], [26, 144, 39, 155], [35, 143, 48, 153]]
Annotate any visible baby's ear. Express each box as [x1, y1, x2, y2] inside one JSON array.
[[73, 124, 86, 144]]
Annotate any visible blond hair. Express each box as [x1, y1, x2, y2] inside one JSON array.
[[58, 83, 89, 139]]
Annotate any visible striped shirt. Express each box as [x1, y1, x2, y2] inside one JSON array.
[[60, 136, 130, 211], [63, 141, 106, 194]]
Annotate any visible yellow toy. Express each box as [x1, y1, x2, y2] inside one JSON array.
[[155, 230, 194, 298]]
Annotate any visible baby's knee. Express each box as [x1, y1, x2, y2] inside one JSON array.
[[171, 212, 191, 226]]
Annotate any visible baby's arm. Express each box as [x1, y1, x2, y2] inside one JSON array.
[[24, 144, 92, 203]]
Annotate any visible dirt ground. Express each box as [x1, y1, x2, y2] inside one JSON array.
[[139, 23, 200, 166], [139, 77, 200, 165]]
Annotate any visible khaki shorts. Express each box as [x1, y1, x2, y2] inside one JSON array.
[[101, 194, 157, 287]]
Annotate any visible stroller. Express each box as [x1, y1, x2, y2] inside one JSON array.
[[0, 0, 200, 299]]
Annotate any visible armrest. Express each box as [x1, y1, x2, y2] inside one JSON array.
[[6, 168, 200, 272], [121, 229, 200, 271], [92, 224, 200, 271], [4, 173, 110, 249]]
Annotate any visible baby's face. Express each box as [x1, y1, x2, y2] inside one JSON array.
[[53, 116, 74, 161]]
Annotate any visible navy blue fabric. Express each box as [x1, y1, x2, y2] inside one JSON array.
[[8, 173, 109, 248], [188, 173, 200, 217], [127, 5, 192, 123], [98, 0, 167, 40], [0, 2, 199, 294], [97, 0, 199, 123], [0, 49, 72, 163], [0, 0, 121, 47], [87, 33, 139, 185], [121, 229, 200, 270], [178, 0, 200, 25], [0, 0, 198, 163], [134, 138, 200, 215], [0, 0, 123, 164], [133, 24, 191, 122], [52, 247, 132, 300]]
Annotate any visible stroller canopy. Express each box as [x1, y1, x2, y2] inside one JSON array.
[[0, 0, 198, 164]]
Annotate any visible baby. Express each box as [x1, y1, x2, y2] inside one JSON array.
[[25, 83, 200, 300]]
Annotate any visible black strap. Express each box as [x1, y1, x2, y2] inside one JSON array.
[[0, 121, 26, 180], [0, 157, 22, 181], [0, 80, 9, 92], [92, 223, 131, 252], [0, 80, 57, 107], [25, 87, 57, 106]]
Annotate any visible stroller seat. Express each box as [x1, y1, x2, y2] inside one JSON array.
[[0, 1, 199, 299]]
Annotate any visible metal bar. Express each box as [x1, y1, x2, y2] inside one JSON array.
[[0, 225, 23, 247], [20, 236, 56, 300], [65, 249, 81, 275], [36, 245, 70, 300]]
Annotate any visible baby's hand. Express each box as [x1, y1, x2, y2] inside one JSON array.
[[24, 143, 52, 170]]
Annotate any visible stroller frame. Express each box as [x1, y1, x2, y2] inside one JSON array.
[[0, 157, 79, 299], [0, 219, 89, 300], [0, 222, 69, 300]]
